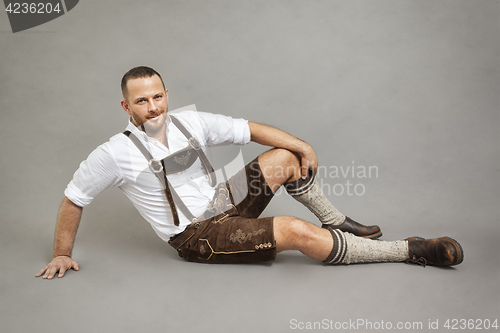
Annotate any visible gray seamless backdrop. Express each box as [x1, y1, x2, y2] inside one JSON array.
[[1, 1, 498, 333]]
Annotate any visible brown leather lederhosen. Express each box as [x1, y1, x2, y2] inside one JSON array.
[[168, 157, 276, 263]]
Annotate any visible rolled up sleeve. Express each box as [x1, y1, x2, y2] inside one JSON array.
[[64, 145, 123, 207], [191, 111, 251, 146]]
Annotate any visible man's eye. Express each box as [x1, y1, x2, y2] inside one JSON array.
[[155, 95, 163, 100], [137, 99, 145, 103]]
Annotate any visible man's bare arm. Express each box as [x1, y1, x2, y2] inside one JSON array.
[[248, 121, 318, 179], [35, 196, 82, 279]]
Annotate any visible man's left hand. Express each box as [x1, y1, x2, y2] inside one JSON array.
[[299, 144, 318, 179]]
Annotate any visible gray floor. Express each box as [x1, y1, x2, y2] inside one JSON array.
[[1, 1, 499, 332], [4, 191, 500, 333]]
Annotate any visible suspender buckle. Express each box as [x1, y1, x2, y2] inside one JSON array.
[[188, 137, 201, 150], [149, 158, 164, 174]]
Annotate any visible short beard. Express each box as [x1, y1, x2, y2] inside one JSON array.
[[142, 113, 167, 138]]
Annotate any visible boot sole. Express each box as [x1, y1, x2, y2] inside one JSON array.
[[363, 231, 383, 240]]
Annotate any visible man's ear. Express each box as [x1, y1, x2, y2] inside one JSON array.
[[165, 89, 169, 112], [121, 99, 131, 115]]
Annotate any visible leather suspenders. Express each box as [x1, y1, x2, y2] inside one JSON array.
[[169, 116, 216, 187], [123, 115, 215, 226]]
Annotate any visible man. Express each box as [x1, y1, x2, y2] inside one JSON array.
[[36, 66, 463, 279]]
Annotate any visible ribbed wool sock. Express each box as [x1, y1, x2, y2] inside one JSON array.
[[324, 229, 409, 264], [285, 173, 345, 225]]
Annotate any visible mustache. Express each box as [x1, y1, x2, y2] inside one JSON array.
[[141, 111, 167, 123], [133, 112, 167, 129], [147, 110, 166, 119]]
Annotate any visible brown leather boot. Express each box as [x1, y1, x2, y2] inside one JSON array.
[[406, 237, 464, 267], [323, 216, 382, 239]]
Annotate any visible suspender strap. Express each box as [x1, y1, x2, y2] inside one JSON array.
[[159, 160, 198, 223], [123, 130, 196, 226], [170, 115, 216, 187], [123, 115, 218, 226], [123, 130, 153, 161]]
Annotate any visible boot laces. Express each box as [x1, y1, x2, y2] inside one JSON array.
[[406, 255, 427, 267]]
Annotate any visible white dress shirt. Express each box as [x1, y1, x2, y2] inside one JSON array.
[[64, 110, 251, 242]]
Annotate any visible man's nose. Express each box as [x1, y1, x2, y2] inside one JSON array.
[[149, 99, 159, 112]]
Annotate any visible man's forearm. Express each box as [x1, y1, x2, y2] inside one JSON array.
[[248, 121, 310, 154], [248, 121, 318, 179], [52, 196, 83, 258]]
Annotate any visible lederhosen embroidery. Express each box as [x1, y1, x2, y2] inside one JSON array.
[[123, 115, 215, 226], [229, 228, 266, 244]]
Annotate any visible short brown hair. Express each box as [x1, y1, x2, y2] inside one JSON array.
[[121, 66, 165, 99]]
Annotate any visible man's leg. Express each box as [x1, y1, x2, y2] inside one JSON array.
[[258, 148, 381, 239], [273, 216, 333, 261], [273, 216, 463, 266]]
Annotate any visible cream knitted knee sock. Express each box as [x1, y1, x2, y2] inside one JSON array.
[[324, 229, 409, 264], [285, 173, 345, 225]]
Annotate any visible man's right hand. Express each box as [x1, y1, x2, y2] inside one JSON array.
[[35, 256, 80, 279]]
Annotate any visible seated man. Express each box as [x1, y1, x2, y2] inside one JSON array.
[[36, 66, 463, 279]]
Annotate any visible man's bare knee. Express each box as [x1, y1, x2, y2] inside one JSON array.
[[258, 149, 302, 191], [274, 216, 318, 252]]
